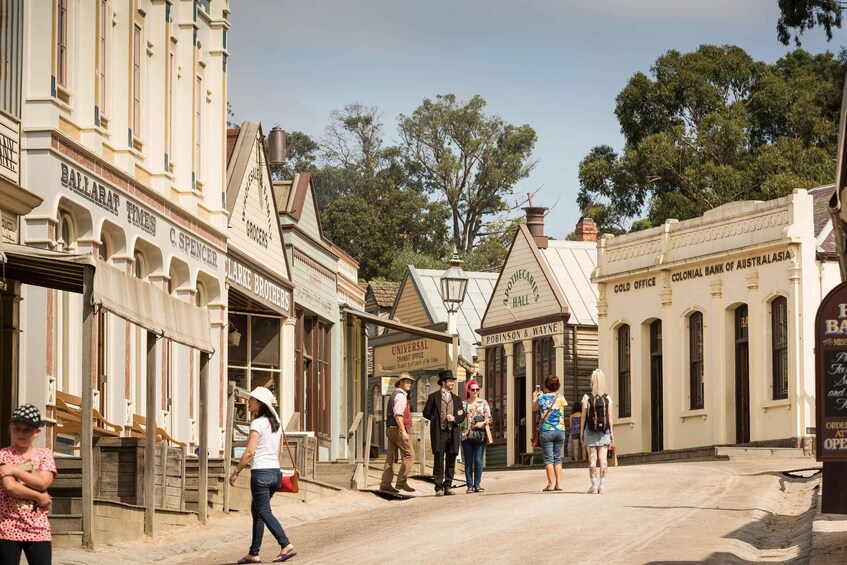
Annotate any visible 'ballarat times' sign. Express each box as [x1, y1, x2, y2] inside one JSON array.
[[815, 281, 847, 460]]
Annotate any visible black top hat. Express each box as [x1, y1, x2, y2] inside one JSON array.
[[437, 369, 456, 384]]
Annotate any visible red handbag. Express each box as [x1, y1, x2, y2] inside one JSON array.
[[277, 425, 300, 493], [531, 394, 558, 448]]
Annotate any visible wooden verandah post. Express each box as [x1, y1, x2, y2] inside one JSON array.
[[198, 352, 210, 524], [81, 265, 95, 548], [144, 331, 157, 535]]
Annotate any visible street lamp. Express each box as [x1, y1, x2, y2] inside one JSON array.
[[440, 248, 469, 368]]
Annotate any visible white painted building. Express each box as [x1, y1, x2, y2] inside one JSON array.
[[592, 187, 839, 454], [18, 0, 230, 453]]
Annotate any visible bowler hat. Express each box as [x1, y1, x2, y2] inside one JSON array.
[[437, 369, 456, 384]]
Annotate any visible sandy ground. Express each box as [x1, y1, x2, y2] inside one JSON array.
[[55, 456, 838, 564]]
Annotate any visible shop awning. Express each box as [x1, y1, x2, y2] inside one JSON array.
[[342, 306, 454, 343], [0, 243, 214, 353]]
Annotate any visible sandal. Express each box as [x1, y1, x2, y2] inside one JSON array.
[[237, 557, 262, 564], [474, 486, 484, 493], [466, 487, 474, 493], [554, 487, 563, 491], [542, 486, 554, 492], [273, 551, 298, 563]]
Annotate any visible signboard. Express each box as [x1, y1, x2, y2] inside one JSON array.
[[225, 255, 293, 317], [0, 113, 19, 185], [815, 280, 847, 461], [373, 338, 448, 376], [481, 321, 562, 347]]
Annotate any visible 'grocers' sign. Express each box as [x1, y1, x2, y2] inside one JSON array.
[[815, 281, 847, 461], [373, 338, 448, 376]]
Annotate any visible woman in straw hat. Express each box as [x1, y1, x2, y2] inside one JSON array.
[[229, 387, 297, 563]]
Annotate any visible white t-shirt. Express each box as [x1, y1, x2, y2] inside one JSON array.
[[250, 416, 282, 470]]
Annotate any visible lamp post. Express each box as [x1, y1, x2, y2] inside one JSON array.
[[440, 248, 469, 374]]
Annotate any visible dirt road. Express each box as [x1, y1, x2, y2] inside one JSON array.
[[190, 457, 819, 565]]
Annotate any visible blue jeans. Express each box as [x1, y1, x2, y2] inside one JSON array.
[[540, 430, 565, 465], [462, 439, 486, 489], [249, 468, 290, 556]]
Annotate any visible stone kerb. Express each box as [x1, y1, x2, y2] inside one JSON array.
[[595, 190, 810, 281]]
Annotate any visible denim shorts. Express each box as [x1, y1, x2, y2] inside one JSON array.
[[539, 429, 565, 465]]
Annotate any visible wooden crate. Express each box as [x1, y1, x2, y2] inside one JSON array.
[[93, 437, 185, 511]]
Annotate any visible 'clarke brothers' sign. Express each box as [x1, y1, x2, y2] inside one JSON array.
[[815, 281, 847, 460], [373, 338, 448, 376], [225, 256, 292, 315]]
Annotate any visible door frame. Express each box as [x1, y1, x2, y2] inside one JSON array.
[[649, 319, 663, 452], [734, 305, 750, 444]]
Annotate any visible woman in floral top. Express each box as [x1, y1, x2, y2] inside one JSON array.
[[461, 379, 492, 493], [532, 375, 568, 492]]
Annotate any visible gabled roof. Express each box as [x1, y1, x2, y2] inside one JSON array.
[[367, 281, 400, 308], [392, 266, 499, 362], [810, 184, 836, 255], [540, 240, 599, 326]]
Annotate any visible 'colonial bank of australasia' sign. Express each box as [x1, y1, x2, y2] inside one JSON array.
[[815, 281, 847, 461], [373, 338, 448, 376], [482, 321, 561, 347]]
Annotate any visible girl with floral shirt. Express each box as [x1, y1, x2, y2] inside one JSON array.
[[0, 404, 56, 565]]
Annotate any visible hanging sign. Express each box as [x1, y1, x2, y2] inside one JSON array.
[[815, 280, 847, 461]]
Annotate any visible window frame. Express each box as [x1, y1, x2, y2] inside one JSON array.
[[484, 345, 507, 441], [771, 297, 789, 400], [97, 0, 110, 126], [56, 0, 69, 89], [688, 311, 705, 410], [617, 324, 632, 418]]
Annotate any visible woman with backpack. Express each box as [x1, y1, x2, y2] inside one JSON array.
[[581, 369, 614, 494], [531, 375, 568, 492]]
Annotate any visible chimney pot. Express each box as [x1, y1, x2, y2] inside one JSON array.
[[523, 206, 548, 249], [575, 217, 598, 242], [268, 126, 287, 165]]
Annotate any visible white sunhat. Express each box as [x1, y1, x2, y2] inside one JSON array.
[[249, 386, 280, 426]]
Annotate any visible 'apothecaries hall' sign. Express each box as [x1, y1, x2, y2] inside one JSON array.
[[815, 280, 847, 461]]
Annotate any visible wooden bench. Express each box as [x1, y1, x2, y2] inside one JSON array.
[[53, 391, 122, 454], [129, 414, 187, 448]]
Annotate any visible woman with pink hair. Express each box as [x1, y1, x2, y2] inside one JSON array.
[[461, 378, 492, 493]]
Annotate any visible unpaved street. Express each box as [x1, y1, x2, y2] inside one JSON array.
[[190, 457, 820, 565]]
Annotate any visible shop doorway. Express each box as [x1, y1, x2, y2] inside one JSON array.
[[515, 376, 526, 454], [0, 285, 17, 448], [649, 320, 663, 452], [734, 305, 750, 444]]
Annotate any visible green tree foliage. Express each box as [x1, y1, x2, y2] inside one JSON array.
[[398, 94, 537, 253], [777, 0, 842, 46], [578, 45, 843, 232], [314, 105, 450, 280]]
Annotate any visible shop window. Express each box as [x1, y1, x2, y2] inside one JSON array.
[[485, 345, 506, 441], [55, 212, 78, 396], [132, 251, 149, 413], [689, 311, 704, 410], [617, 325, 631, 418], [514, 341, 526, 376], [533, 336, 555, 390], [771, 297, 788, 400], [227, 313, 281, 419]]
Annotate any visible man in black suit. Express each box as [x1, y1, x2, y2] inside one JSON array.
[[422, 369, 464, 495]]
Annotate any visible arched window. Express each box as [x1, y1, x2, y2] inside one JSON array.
[[617, 324, 631, 418], [58, 212, 75, 251], [771, 297, 788, 400], [98, 233, 110, 261], [689, 312, 704, 410], [133, 251, 147, 279]]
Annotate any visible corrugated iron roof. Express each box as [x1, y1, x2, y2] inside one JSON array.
[[411, 268, 499, 361], [540, 240, 598, 326]]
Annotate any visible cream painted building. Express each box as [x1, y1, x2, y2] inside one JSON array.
[[592, 187, 839, 455], [19, 0, 230, 453]]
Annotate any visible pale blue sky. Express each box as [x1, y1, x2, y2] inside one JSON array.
[[228, 0, 837, 240]]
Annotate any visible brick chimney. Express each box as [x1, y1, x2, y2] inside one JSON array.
[[574, 217, 597, 242], [523, 206, 548, 249]]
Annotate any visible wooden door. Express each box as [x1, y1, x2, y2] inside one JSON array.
[[735, 306, 750, 444], [650, 320, 663, 452]]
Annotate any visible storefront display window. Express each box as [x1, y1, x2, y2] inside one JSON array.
[[533, 336, 555, 388], [295, 310, 332, 438], [228, 312, 281, 418]]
